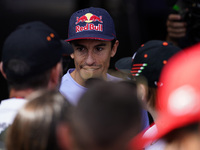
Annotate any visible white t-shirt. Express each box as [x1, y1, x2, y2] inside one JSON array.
[[59, 68, 150, 129], [143, 124, 166, 150], [59, 68, 121, 105], [0, 98, 26, 133]]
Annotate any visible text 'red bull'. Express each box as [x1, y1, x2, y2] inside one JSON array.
[[75, 13, 103, 33], [76, 23, 103, 33]]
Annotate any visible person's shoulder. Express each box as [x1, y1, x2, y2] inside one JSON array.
[[61, 68, 76, 84], [107, 73, 123, 81], [0, 98, 26, 133], [60, 68, 87, 105], [0, 98, 26, 110], [60, 68, 84, 90]]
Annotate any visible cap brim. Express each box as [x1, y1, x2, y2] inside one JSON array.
[[115, 57, 132, 74], [129, 116, 177, 149], [66, 33, 115, 42], [61, 40, 73, 55], [129, 111, 200, 149]]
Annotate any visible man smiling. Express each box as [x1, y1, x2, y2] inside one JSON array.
[[59, 7, 120, 105]]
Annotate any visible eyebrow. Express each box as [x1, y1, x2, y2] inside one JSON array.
[[73, 43, 85, 47], [73, 43, 107, 47], [95, 43, 106, 47]]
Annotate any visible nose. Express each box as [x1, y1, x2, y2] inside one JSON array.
[[85, 51, 95, 65]]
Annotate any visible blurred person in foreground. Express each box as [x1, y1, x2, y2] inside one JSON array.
[[0, 21, 72, 135], [6, 90, 71, 150], [131, 43, 200, 150], [115, 40, 181, 149], [63, 80, 142, 150]]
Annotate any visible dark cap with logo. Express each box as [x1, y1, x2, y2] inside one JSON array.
[[2, 21, 72, 79], [115, 40, 182, 87], [66, 7, 116, 42]]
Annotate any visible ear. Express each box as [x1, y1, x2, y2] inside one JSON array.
[[48, 62, 62, 90], [70, 53, 74, 59], [0, 62, 7, 79], [56, 124, 72, 150], [111, 40, 119, 57], [137, 83, 148, 108]]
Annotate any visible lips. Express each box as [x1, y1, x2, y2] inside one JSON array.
[[81, 66, 100, 71], [80, 66, 101, 80], [83, 68, 100, 72]]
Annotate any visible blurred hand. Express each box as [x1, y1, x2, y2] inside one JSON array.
[[166, 14, 187, 39]]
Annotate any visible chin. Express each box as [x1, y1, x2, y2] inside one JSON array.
[[80, 71, 102, 80]]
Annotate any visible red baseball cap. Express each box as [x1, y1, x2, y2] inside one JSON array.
[[130, 43, 200, 149]]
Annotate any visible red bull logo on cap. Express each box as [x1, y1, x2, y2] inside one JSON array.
[[75, 13, 103, 33]]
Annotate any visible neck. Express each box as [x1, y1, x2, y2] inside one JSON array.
[[9, 88, 34, 99], [70, 70, 85, 87], [147, 106, 157, 122]]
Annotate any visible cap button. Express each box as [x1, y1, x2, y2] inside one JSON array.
[[163, 42, 168, 46], [163, 60, 167, 64], [144, 54, 148, 58]]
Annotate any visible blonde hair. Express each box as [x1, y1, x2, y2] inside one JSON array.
[[6, 90, 71, 150]]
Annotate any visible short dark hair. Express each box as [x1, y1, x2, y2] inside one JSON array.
[[111, 39, 116, 48], [70, 80, 142, 150], [5, 59, 51, 90]]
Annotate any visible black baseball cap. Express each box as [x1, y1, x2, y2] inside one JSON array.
[[115, 40, 182, 87], [2, 21, 72, 79]]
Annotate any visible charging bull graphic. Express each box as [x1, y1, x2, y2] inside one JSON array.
[[75, 13, 103, 33]]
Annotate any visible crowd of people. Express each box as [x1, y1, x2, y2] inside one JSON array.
[[0, 2, 200, 150]]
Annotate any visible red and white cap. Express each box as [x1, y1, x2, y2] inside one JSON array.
[[129, 43, 200, 149]]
